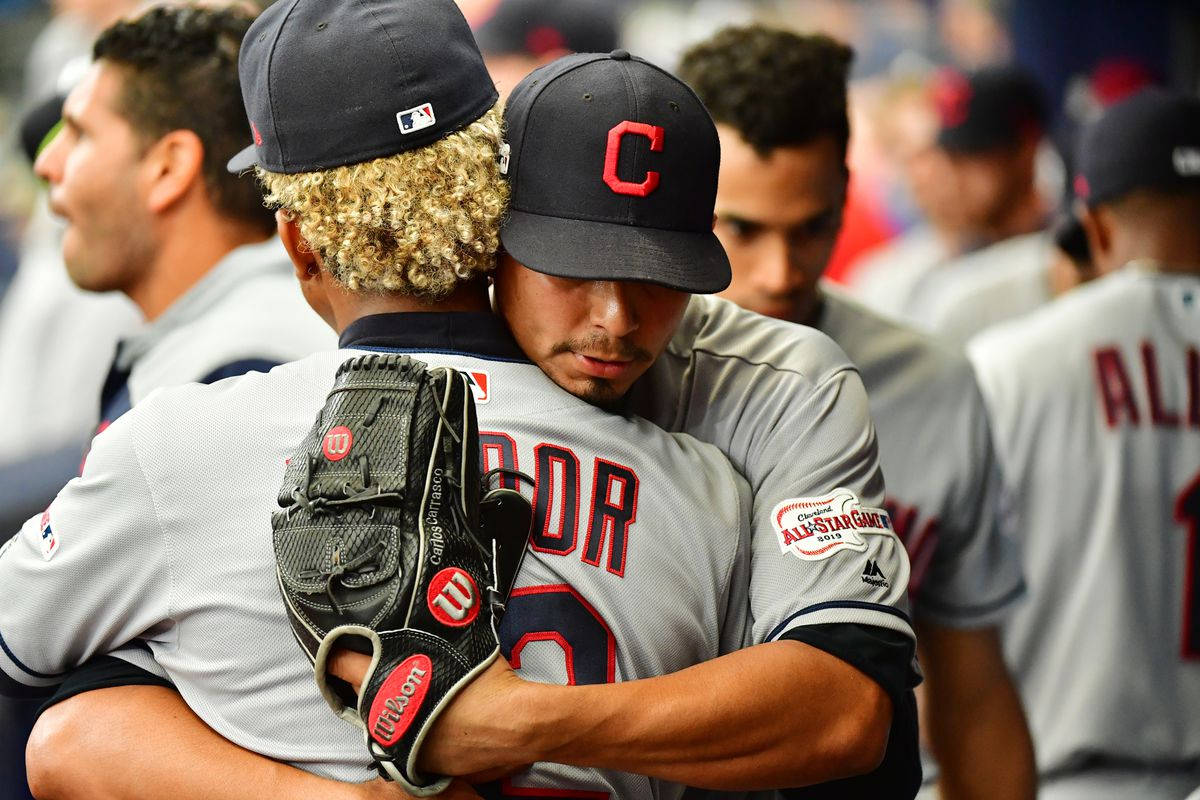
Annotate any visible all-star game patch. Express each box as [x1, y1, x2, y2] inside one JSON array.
[[771, 488, 895, 562]]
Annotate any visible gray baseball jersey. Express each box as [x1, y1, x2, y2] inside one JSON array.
[[968, 265, 1200, 781], [818, 287, 1024, 628], [845, 225, 950, 322], [851, 230, 1047, 334], [93, 237, 335, 427], [0, 313, 751, 800], [632, 294, 915, 646], [927, 243, 1052, 346]]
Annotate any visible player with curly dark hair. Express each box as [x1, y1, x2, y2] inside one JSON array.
[[680, 25, 852, 161]]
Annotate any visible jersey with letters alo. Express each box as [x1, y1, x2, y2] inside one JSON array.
[[968, 266, 1200, 772], [819, 287, 1023, 629]]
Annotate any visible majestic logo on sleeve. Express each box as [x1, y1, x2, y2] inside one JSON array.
[[771, 488, 894, 562]]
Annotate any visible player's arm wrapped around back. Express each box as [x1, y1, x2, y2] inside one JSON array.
[[271, 353, 530, 795]]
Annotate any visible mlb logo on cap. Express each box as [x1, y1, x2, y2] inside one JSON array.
[[398, 103, 437, 135]]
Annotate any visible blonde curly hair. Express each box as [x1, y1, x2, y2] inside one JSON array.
[[256, 105, 507, 299]]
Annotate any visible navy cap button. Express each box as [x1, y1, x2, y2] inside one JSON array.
[[609, 49, 631, 60]]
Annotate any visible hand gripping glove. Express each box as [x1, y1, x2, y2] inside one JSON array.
[[272, 353, 531, 795]]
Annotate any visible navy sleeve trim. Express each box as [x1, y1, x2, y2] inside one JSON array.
[[779, 622, 920, 704], [198, 358, 280, 384], [37, 655, 176, 719], [767, 600, 912, 642], [0, 630, 63, 680]]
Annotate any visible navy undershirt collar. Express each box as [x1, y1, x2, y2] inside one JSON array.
[[338, 312, 529, 363]]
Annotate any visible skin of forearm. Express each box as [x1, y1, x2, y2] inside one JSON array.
[[389, 640, 892, 791], [916, 622, 1036, 800], [25, 686, 371, 800]]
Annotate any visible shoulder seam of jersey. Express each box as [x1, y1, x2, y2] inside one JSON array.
[[688, 346, 858, 385], [127, 414, 179, 620]]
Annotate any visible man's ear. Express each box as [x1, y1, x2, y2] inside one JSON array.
[[277, 210, 322, 283], [143, 129, 205, 214]]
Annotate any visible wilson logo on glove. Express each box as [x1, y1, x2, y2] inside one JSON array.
[[369, 655, 433, 746], [321, 426, 353, 461], [427, 567, 480, 626]]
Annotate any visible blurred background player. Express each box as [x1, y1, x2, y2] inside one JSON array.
[[849, 64, 1052, 328], [0, 5, 333, 797], [469, 0, 618, 99], [968, 88, 1200, 799], [676, 25, 1034, 800], [930, 210, 1099, 346]]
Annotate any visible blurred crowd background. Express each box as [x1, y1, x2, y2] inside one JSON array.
[[2, 0, 1200, 299]]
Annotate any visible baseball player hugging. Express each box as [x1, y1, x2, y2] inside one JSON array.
[[1, 1, 919, 799]]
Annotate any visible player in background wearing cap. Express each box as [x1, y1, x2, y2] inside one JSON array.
[[0, 6, 333, 798], [850, 65, 1052, 332], [665, 26, 1034, 800], [930, 211, 1099, 346], [968, 88, 1200, 799], [471, 0, 617, 100], [13, 5, 912, 799]]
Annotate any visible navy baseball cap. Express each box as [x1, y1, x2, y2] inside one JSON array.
[[932, 65, 1045, 153], [227, 0, 497, 174], [473, 0, 618, 57], [500, 50, 730, 294], [1074, 88, 1200, 206]]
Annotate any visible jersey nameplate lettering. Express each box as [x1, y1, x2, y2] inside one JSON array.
[[771, 488, 894, 562]]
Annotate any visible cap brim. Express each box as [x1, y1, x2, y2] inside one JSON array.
[[501, 209, 731, 294], [226, 143, 259, 174]]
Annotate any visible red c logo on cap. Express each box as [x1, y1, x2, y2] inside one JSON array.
[[603, 121, 665, 197]]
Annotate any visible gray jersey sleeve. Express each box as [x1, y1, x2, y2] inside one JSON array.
[[631, 296, 914, 646], [911, 400, 1024, 628], [817, 289, 1025, 629], [0, 412, 172, 693]]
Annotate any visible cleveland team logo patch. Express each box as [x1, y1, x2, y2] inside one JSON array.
[[771, 488, 894, 562]]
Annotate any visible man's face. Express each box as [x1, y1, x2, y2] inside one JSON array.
[[34, 61, 155, 294], [942, 146, 1027, 236], [493, 254, 689, 406], [712, 125, 847, 322]]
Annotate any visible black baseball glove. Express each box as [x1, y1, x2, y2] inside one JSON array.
[[272, 353, 531, 795]]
